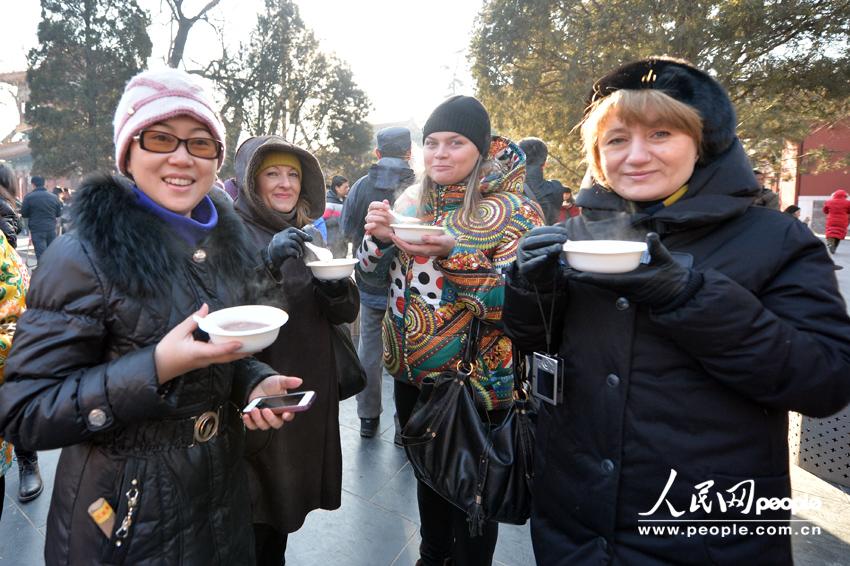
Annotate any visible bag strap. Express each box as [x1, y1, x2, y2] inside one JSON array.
[[511, 343, 528, 394], [462, 317, 481, 366], [465, 317, 530, 395]]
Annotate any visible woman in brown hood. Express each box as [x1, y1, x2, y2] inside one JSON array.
[[232, 135, 359, 564]]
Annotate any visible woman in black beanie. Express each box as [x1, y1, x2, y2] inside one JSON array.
[[360, 95, 543, 566], [503, 57, 850, 565]]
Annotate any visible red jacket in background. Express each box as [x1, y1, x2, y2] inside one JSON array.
[[823, 189, 850, 239]]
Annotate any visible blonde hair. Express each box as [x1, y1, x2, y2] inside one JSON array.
[[417, 156, 503, 222], [292, 197, 314, 229], [580, 89, 703, 186]]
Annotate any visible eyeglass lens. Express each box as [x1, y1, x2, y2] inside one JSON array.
[[140, 131, 220, 159]]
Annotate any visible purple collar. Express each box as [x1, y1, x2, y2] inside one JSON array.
[[132, 186, 218, 246]]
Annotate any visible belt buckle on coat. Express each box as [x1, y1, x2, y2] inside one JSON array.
[[192, 410, 220, 444]]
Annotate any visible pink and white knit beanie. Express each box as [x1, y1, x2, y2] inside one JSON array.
[[113, 67, 225, 174]]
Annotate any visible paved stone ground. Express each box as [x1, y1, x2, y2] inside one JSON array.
[[1, 236, 849, 565]]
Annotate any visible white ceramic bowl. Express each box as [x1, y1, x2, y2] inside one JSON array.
[[390, 223, 447, 244], [305, 258, 359, 281], [562, 240, 648, 274], [197, 305, 289, 353]]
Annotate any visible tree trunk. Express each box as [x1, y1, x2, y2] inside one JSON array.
[[168, 23, 191, 68]]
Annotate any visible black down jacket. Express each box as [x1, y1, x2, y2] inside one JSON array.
[[0, 175, 277, 565], [0, 198, 20, 247], [503, 140, 850, 565]]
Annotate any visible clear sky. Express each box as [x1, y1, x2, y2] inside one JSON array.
[[0, 0, 482, 138]]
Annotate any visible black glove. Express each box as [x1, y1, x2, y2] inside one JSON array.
[[516, 225, 570, 285], [302, 223, 325, 247], [565, 233, 702, 313], [267, 227, 312, 271]]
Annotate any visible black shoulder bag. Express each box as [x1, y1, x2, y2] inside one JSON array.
[[401, 318, 536, 535], [331, 323, 367, 400]]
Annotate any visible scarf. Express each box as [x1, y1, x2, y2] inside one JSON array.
[[635, 185, 689, 215], [132, 186, 218, 245]]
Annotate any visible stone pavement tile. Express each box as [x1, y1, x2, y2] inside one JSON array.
[[793, 495, 850, 541], [338, 395, 361, 431], [338, 374, 396, 435], [369, 461, 419, 524], [494, 522, 535, 566], [0, 501, 45, 565], [285, 490, 418, 566], [380, 425, 402, 446], [340, 424, 410, 501], [791, 464, 850, 504], [390, 532, 421, 566], [792, 522, 850, 566], [378, 376, 398, 436]]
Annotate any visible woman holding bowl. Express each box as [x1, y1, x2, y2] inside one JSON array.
[[504, 57, 850, 564], [361, 95, 543, 565], [231, 135, 359, 564], [0, 68, 299, 565]]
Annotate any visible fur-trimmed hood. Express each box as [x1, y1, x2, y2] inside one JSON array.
[[233, 135, 325, 233], [71, 174, 257, 298]]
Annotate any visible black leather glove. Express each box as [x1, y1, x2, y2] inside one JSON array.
[[516, 225, 570, 285], [565, 233, 703, 313], [267, 227, 312, 271]]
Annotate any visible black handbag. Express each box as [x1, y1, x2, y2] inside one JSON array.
[[331, 323, 367, 400], [401, 318, 536, 535]]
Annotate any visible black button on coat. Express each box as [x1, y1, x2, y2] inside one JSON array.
[[503, 141, 850, 565]]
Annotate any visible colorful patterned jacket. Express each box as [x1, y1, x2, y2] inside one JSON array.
[[0, 232, 28, 477], [358, 137, 544, 410]]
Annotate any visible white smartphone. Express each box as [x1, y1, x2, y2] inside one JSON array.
[[242, 391, 316, 414]]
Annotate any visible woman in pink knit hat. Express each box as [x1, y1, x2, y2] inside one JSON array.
[[0, 67, 300, 565]]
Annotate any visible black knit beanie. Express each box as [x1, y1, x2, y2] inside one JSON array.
[[586, 57, 737, 162], [423, 95, 491, 157]]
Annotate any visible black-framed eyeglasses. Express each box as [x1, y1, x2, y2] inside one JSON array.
[[133, 130, 222, 159]]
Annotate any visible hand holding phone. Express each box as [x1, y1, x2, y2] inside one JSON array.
[[243, 391, 316, 414]]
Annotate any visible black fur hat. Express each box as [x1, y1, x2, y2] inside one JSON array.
[[587, 57, 736, 161]]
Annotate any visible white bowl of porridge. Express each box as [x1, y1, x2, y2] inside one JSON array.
[[562, 240, 648, 274], [306, 258, 359, 281], [196, 305, 289, 353], [391, 223, 447, 245]]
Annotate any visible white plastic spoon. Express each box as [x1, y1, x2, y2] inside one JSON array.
[[304, 241, 334, 262], [390, 210, 421, 224]]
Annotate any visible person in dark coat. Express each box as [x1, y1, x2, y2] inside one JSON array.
[[340, 126, 415, 439], [322, 175, 350, 258], [20, 175, 62, 260], [0, 166, 27, 522], [0, 68, 300, 565], [823, 189, 850, 255], [519, 137, 566, 225], [0, 165, 21, 247], [752, 169, 780, 210], [232, 135, 359, 565], [0, 164, 43, 503], [504, 57, 850, 566]]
